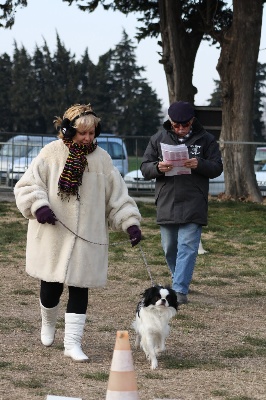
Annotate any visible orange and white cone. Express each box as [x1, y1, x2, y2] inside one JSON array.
[[106, 330, 139, 400]]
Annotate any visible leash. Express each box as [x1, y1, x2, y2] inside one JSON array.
[[57, 218, 156, 286], [57, 219, 129, 246], [138, 244, 156, 287]]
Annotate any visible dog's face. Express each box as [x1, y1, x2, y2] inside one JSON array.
[[142, 286, 178, 310]]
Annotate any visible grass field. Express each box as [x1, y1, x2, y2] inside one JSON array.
[[0, 199, 266, 400]]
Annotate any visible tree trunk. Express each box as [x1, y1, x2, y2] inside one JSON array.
[[158, 0, 203, 104], [217, 0, 263, 202]]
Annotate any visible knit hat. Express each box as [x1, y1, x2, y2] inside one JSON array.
[[168, 101, 194, 123]]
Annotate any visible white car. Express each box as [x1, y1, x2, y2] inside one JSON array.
[[0, 135, 57, 186], [97, 134, 128, 177], [209, 168, 266, 196], [7, 146, 47, 185], [124, 170, 155, 191]]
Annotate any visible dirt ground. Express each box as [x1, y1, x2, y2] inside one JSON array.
[[0, 199, 266, 400]]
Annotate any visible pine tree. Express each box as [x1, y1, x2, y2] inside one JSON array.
[[31, 45, 49, 133], [207, 80, 222, 107], [38, 41, 59, 133], [253, 62, 266, 141], [77, 48, 118, 130], [52, 33, 80, 114], [10, 44, 36, 132], [108, 30, 162, 137], [76, 49, 95, 105], [0, 53, 13, 131], [90, 50, 122, 132]]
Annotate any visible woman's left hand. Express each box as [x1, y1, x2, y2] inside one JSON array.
[[127, 225, 142, 247]]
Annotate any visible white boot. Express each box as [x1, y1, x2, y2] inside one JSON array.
[[64, 313, 89, 362], [40, 302, 59, 346]]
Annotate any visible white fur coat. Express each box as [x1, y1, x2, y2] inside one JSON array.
[[14, 139, 141, 287]]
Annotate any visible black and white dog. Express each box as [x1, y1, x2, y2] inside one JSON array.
[[132, 285, 178, 369]]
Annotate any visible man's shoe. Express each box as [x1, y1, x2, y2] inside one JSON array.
[[176, 292, 188, 304]]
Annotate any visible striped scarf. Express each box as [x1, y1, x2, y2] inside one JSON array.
[[58, 138, 97, 200]]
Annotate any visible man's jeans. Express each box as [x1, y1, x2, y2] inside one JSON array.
[[160, 223, 202, 295]]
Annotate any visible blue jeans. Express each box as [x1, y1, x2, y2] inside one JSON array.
[[160, 223, 202, 295]]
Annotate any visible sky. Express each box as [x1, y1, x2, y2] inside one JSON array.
[[1, 0, 266, 111]]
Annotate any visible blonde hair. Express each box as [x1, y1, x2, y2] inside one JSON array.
[[54, 103, 101, 139]]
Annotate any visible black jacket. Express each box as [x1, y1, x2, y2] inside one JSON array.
[[140, 118, 223, 226]]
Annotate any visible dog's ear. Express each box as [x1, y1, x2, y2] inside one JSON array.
[[140, 286, 157, 296], [167, 288, 178, 310], [142, 286, 158, 306], [143, 287, 154, 298]]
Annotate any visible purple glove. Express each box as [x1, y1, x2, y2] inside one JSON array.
[[35, 206, 57, 225], [127, 225, 142, 247]]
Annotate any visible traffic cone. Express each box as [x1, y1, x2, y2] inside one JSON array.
[[106, 330, 139, 400]]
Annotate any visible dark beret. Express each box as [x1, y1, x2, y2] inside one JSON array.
[[168, 101, 195, 123]]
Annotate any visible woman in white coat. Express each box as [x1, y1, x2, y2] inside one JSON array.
[[14, 103, 142, 362]]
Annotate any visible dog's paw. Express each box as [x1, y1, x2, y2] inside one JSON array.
[[155, 345, 165, 356], [135, 336, 140, 348], [145, 352, 151, 361], [151, 359, 158, 369]]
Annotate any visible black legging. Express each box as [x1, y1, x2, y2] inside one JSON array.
[[40, 280, 88, 314]]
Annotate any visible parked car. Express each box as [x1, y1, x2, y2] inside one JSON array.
[[124, 168, 266, 197], [124, 170, 155, 192], [0, 135, 57, 185], [209, 147, 266, 195], [209, 169, 266, 196], [0, 133, 128, 186], [97, 134, 128, 177], [254, 146, 266, 171], [256, 167, 266, 196], [7, 146, 43, 185]]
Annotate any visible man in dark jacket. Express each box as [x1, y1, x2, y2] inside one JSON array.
[[140, 101, 223, 304]]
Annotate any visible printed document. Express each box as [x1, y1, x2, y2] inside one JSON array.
[[161, 143, 191, 176]]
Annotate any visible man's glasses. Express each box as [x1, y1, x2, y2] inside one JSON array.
[[171, 121, 191, 129]]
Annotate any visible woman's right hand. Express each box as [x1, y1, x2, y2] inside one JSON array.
[[127, 225, 142, 247]]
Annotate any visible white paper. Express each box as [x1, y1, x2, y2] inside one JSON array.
[[160, 143, 191, 176]]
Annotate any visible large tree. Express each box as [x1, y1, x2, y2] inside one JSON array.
[[62, 0, 265, 202], [214, 1, 264, 202]]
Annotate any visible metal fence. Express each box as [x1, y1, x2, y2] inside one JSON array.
[[0, 132, 265, 196]]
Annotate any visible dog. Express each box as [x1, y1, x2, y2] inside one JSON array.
[[132, 285, 178, 369]]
